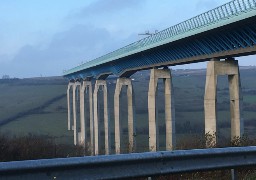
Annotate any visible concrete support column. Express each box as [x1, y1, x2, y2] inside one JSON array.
[[229, 72, 244, 139], [148, 68, 176, 152], [79, 82, 86, 146], [67, 82, 74, 131], [73, 81, 81, 145], [164, 77, 176, 151], [93, 80, 110, 155], [204, 60, 218, 146], [84, 81, 94, 155], [204, 59, 244, 147], [114, 78, 136, 154]]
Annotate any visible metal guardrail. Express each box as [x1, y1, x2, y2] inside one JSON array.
[[1, 146, 256, 179], [64, 0, 256, 76]]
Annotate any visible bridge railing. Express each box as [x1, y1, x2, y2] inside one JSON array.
[[1, 146, 256, 179], [64, 0, 256, 75]]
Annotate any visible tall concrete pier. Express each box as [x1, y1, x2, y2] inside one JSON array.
[[79, 81, 86, 146], [114, 77, 136, 154], [79, 81, 94, 152], [148, 68, 176, 152], [67, 82, 74, 131], [93, 80, 110, 155], [84, 81, 94, 154], [72, 82, 81, 146], [204, 58, 244, 146], [68, 80, 95, 153]]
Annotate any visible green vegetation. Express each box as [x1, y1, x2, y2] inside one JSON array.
[[0, 134, 87, 162], [0, 77, 70, 143], [0, 133, 255, 179]]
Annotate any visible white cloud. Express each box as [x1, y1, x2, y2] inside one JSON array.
[[0, 24, 138, 78]]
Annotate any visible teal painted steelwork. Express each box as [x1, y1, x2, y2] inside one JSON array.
[[64, 0, 256, 76]]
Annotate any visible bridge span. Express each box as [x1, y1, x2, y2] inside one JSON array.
[[64, 0, 256, 155]]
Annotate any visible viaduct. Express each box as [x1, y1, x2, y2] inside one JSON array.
[[63, 0, 256, 155]]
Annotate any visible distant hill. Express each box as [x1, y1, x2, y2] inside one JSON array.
[[0, 66, 256, 150]]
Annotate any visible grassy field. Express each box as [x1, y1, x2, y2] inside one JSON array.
[[0, 77, 72, 143], [1, 67, 256, 151]]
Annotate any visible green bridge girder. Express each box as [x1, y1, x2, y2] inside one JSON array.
[[64, 0, 256, 79]]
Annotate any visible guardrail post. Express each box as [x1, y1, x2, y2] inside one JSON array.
[[114, 78, 136, 154], [231, 169, 238, 180], [148, 68, 176, 152], [204, 58, 244, 147]]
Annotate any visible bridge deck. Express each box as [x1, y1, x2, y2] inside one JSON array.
[[64, 0, 256, 79]]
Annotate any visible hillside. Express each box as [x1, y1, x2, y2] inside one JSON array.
[[0, 67, 256, 151]]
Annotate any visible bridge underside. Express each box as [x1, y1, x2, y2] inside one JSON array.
[[66, 16, 256, 80]]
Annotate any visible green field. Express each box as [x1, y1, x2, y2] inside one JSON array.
[[1, 67, 256, 151], [0, 78, 72, 143]]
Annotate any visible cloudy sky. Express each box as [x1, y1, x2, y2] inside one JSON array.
[[0, 0, 255, 78]]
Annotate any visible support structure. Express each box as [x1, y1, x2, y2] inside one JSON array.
[[93, 80, 110, 155], [80, 82, 86, 145], [67, 82, 74, 131], [80, 81, 94, 154], [73, 81, 81, 145], [114, 78, 136, 154], [148, 68, 176, 152], [204, 58, 244, 147]]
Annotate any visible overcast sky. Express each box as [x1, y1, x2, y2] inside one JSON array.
[[0, 0, 255, 78]]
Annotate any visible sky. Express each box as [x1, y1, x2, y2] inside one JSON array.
[[0, 0, 255, 78]]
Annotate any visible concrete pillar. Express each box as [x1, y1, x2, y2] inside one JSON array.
[[73, 81, 81, 145], [148, 68, 176, 152], [89, 82, 94, 155], [79, 80, 94, 154], [84, 81, 94, 155], [204, 59, 244, 147], [67, 82, 74, 131], [93, 80, 110, 155], [114, 78, 136, 154], [229, 71, 244, 139], [79, 82, 86, 146], [164, 77, 176, 151]]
